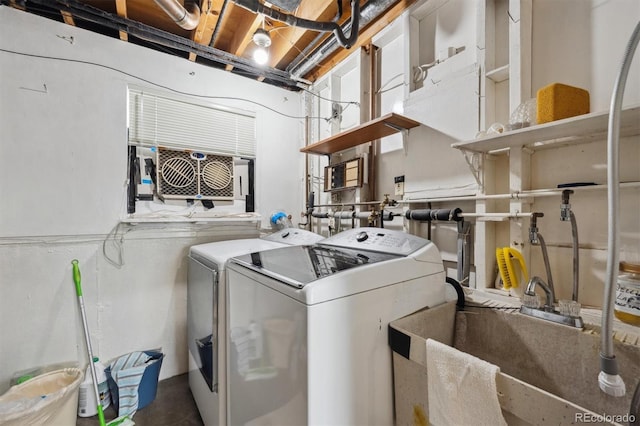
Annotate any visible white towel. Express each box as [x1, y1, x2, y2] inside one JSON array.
[[110, 351, 153, 418], [426, 338, 506, 426]]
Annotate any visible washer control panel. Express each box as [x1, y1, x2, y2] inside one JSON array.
[[321, 227, 429, 255], [263, 228, 324, 245]]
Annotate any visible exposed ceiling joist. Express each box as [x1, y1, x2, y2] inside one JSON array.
[[8, 0, 417, 90], [189, 0, 223, 61], [61, 10, 75, 25], [115, 0, 128, 41]]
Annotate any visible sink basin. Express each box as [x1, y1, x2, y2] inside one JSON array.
[[389, 300, 640, 425]]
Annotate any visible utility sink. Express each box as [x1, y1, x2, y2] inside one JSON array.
[[389, 300, 640, 425]]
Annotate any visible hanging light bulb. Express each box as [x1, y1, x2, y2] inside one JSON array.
[[252, 25, 271, 66], [253, 46, 269, 65]]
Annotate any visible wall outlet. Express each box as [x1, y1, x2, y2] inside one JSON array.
[[394, 175, 405, 196]]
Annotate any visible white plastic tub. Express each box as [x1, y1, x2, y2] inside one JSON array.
[[0, 368, 83, 426]]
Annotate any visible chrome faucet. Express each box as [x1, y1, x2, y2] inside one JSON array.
[[520, 276, 583, 328], [524, 276, 555, 312]]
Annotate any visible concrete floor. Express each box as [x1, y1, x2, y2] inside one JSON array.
[[76, 374, 203, 426]]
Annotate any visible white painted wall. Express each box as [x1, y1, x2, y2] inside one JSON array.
[[0, 6, 305, 391], [531, 0, 640, 111], [308, 0, 640, 304]]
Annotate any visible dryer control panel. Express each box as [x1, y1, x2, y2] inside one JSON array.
[[320, 227, 429, 256]]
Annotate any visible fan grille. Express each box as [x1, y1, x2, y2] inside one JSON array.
[[202, 161, 232, 190], [161, 157, 196, 188], [157, 149, 234, 200]]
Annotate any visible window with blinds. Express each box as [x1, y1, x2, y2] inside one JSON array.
[[127, 87, 256, 158]]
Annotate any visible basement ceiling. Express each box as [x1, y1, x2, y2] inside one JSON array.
[[5, 0, 416, 90]]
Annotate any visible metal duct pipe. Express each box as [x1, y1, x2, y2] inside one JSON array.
[[233, 0, 360, 48], [154, 0, 200, 30], [287, 0, 397, 78], [405, 208, 463, 222]]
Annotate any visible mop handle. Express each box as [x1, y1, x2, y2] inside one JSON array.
[[72, 260, 106, 426]]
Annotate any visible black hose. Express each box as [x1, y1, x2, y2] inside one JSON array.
[[445, 277, 465, 309], [234, 0, 360, 48]]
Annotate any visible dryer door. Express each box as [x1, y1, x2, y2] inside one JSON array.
[[188, 257, 219, 392]]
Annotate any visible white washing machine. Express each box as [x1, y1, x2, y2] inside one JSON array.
[[226, 227, 446, 426], [187, 228, 324, 426]]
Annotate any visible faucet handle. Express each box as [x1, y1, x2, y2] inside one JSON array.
[[559, 299, 581, 317], [522, 293, 541, 308]]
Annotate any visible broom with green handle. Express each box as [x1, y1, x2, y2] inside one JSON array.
[[72, 259, 107, 426]]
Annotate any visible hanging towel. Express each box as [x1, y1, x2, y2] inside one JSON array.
[[109, 351, 153, 418], [426, 338, 507, 426]]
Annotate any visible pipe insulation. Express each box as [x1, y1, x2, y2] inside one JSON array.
[[405, 208, 463, 222], [153, 0, 201, 30], [287, 0, 398, 78]]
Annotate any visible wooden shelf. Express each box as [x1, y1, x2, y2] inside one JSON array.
[[451, 103, 640, 153], [300, 113, 421, 155]]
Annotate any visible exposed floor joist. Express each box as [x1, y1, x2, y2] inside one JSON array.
[[189, 0, 223, 62], [115, 0, 128, 41]]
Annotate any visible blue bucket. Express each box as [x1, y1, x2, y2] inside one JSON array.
[[105, 350, 164, 412]]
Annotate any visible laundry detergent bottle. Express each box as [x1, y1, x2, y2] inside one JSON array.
[[77, 357, 111, 417]]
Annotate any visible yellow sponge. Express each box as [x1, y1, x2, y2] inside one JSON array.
[[536, 83, 590, 124]]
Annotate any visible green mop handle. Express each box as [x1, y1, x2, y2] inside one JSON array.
[[72, 260, 107, 426], [72, 260, 83, 296]]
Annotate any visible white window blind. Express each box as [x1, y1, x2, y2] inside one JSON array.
[[128, 88, 256, 158]]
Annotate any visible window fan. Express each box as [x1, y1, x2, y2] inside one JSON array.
[[156, 148, 234, 201]]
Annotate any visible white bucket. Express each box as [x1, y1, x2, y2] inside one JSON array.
[[0, 368, 82, 426]]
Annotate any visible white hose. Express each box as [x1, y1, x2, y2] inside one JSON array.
[[600, 20, 640, 397]]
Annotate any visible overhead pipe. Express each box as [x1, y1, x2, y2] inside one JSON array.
[[233, 0, 360, 48], [287, 0, 397, 78], [153, 0, 201, 30]]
